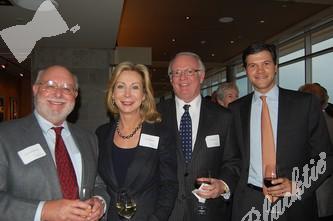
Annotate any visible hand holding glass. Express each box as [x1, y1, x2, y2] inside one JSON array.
[[263, 165, 278, 188], [116, 191, 136, 220]]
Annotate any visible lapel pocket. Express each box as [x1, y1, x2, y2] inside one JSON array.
[[139, 133, 160, 149], [205, 135, 220, 148]]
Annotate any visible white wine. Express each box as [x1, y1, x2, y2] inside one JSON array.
[[116, 202, 137, 220]]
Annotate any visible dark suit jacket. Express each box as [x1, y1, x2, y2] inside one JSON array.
[[229, 87, 333, 221], [0, 114, 108, 221], [96, 120, 178, 221], [316, 112, 333, 217], [158, 98, 240, 221]]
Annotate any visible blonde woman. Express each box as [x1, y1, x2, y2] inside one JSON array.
[[96, 62, 178, 221]]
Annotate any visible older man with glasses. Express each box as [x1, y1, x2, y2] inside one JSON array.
[[158, 52, 240, 221], [0, 65, 108, 221]]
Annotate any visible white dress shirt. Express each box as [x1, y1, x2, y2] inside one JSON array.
[[33, 110, 82, 221], [175, 95, 201, 150]]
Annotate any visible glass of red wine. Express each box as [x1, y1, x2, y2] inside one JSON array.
[[263, 165, 278, 188], [263, 165, 283, 215]]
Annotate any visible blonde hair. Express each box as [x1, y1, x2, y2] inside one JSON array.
[[106, 61, 161, 123]]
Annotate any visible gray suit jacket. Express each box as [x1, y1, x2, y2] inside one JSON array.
[[0, 114, 108, 221]]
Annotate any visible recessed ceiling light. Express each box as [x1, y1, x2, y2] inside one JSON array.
[[200, 40, 206, 44], [1, 64, 6, 69], [172, 38, 176, 42], [260, 20, 265, 23], [230, 40, 235, 44], [218, 17, 234, 23], [211, 53, 215, 57], [186, 16, 190, 20], [19, 73, 24, 77]]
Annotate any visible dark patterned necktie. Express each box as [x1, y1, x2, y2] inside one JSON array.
[[53, 127, 79, 199], [180, 104, 192, 163]]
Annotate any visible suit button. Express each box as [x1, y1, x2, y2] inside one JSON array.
[[184, 172, 189, 177]]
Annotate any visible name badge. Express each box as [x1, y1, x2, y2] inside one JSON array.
[[18, 144, 46, 165], [205, 135, 220, 148], [139, 133, 160, 149]]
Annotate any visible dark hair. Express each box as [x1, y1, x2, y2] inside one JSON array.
[[242, 42, 277, 67]]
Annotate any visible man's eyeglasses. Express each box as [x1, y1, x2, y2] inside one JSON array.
[[170, 68, 201, 78], [37, 80, 77, 95]]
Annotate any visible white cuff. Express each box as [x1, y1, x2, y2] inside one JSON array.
[[93, 195, 107, 213], [219, 180, 231, 200]]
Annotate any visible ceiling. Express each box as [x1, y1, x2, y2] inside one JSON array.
[[1, 0, 333, 97]]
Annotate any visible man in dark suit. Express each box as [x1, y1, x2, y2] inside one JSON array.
[[158, 52, 240, 221], [0, 65, 108, 221], [229, 43, 333, 221]]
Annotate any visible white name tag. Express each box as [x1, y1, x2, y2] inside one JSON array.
[[18, 144, 46, 165], [139, 133, 160, 149], [205, 135, 220, 148]]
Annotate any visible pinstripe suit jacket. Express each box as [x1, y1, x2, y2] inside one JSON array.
[[158, 98, 240, 221]]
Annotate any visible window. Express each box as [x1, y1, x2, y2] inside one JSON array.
[[312, 25, 333, 53], [278, 38, 305, 90], [279, 38, 304, 64], [311, 25, 333, 103], [279, 61, 305, 90], [235, 67, 248, 97]]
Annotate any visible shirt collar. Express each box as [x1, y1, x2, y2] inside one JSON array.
[[175, 94, 201, 112], [34, 110, 69, 135], [253, 85, 279, 103]]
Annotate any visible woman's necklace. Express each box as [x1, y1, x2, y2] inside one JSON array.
[[116, 120, 142, 139]]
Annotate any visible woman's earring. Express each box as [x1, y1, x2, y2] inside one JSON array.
[[112, 99, 115, 106]]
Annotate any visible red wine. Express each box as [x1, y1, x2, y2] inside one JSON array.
[[194, 181, 211, 189], [264, 177, 278, 187]]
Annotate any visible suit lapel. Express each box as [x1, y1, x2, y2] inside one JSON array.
[[168, 100, 183, 160], [69, 125, 92, 194], [123, 122, 155, 189], [241, 94, 253, 166], [23, 115, 62, 197], [276, 88, 289, 167], [103, 123, 120, 188], [191, 99, 206, 162]]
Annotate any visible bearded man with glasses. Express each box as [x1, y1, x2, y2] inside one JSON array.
[[0, 65, 108, 221]]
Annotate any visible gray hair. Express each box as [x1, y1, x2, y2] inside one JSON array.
[[216, 82, 239, 100], [168, 52, 205, 77], [35, 66, 79, 90]]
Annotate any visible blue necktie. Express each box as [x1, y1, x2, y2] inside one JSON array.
[[180, 104, 192, 163]]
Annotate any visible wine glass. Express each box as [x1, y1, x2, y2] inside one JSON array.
[[263, 165, 278, 188], [80, 187, 93, 217], [116, 191, 137, 220], [263, 165, 282, 215], [194, 170, 212, 216]]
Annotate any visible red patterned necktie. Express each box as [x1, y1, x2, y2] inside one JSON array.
[[53, 127, 78, 199]]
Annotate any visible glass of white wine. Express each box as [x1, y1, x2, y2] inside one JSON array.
[[116, 191, 137, 220]]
